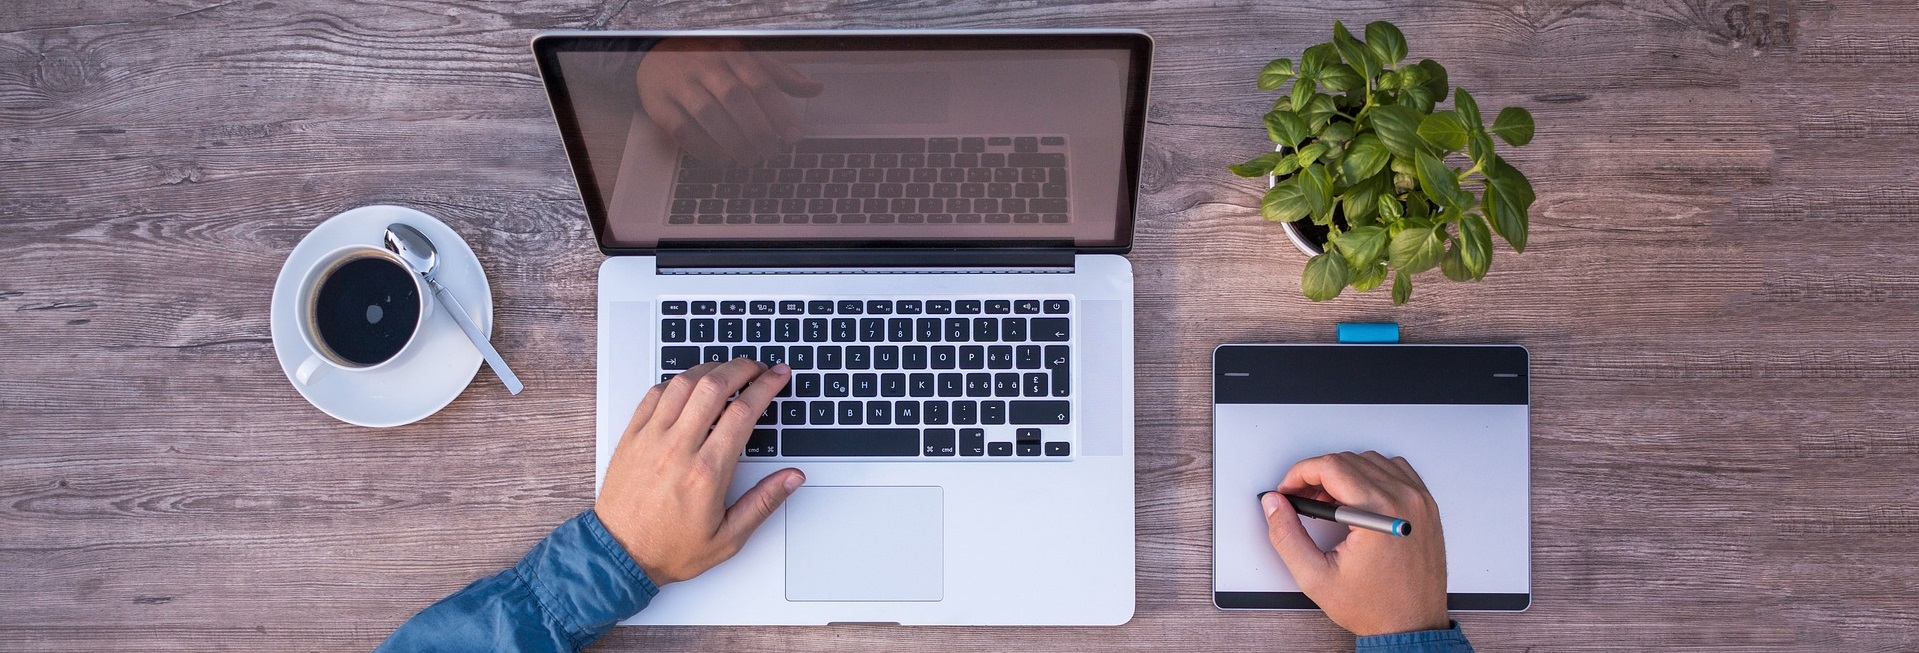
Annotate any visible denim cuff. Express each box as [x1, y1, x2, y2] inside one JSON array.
[[1354, 620, 1474, 653], [512, 509, 660, 648]]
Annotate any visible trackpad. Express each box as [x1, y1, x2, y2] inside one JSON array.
[[785, 486, 943, 602]]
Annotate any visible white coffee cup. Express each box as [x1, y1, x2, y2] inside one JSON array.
[[293, 245, 435, 386]]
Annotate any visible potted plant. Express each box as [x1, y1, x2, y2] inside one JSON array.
[[1231, 21, 1538, 304]]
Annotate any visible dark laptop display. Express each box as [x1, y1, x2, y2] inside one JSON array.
[[533, 32, 1151, 253]]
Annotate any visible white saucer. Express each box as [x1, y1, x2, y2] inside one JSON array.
[[270, 205, 493, 427]]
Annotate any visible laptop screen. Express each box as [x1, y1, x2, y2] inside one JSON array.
[[533, 32, 1151, 253]]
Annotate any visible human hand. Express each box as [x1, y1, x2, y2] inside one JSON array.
[[635, 39, 825, 165], [594, 358, 803, 585], [1260, 451, 1449, 637]]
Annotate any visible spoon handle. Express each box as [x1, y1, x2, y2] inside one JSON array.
[[429, 279, 524, 395]]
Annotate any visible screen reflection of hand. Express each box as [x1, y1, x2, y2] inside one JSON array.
[[635, 39, 825, 166]]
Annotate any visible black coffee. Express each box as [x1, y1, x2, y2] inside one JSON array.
[[311, 255, 421, 366]]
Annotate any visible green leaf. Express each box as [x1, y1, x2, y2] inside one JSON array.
[[1377, 70, 1401, 90], [1319, 121, 1356, 143], [1332, 21, 1379, 79], [1299, 164, 1335, 220], [1264, 110, 1311, 147], [1396, 84, 1437, 113], [1391, 269, 1413, 305], [1453, 88, 1481, 129], [1334, 224, 1389, 268], [1389, 225, 1445, 273], [1290, 79, 1317, 118], [1301, 252, 1351, 301], [1302, 95, 1339, 129], [1467, 131, 1496, 169], [1340, 133, 1390, 184], [1376, 193, 1404, 222], [1365, 21, 1408, 64], [1341, 171, 1389, 225], [1417, 110, 1470, 152], [1482, 158, 1535, 251], [1261, 179, 1312, 223], [1370, 105, 1425, 159], [1257, 58, 1296, 91], [1440, 240, 1472, 281], [1414, 149, 1465, 210], [1318, 63, 1364, 93], [1351, 261, 1388, 291], [1296, 142, 1330, 168], [1230, 151, 1288, 178], [1404, 191, 1432, 220], [1415, 59, 1449, 100], [1301, 43, 1338, 78], [1459, 213, 1494, 279], [1271, 153, 1301, 178], [1491, 106, 1535, 146]]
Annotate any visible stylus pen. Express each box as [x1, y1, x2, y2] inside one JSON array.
[[1258, 491, 1412, 537]]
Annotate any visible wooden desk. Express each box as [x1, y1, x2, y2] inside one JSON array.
[[4, 1, 1915, 650]]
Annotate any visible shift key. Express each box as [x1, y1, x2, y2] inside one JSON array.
[[1010, 400, 1071, 424]]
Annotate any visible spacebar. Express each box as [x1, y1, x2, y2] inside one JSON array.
[[781, 429, 921, 456]]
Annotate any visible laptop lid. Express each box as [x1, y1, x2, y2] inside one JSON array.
[[533, 30, 1152, 256]]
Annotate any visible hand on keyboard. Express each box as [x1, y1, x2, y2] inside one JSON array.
[[594, 358, 803, 585], [636, 38, 825, 166]]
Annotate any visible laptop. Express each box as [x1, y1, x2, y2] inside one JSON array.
[[532, 30, 1151, 625]]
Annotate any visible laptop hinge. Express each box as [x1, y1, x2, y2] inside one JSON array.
[[656, 248, 1076, 274]]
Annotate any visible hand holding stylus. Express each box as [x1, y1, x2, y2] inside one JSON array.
[[1261, 451, 1450, 637]]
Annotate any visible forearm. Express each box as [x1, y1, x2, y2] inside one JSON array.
[[1354, 621, 1474, 653], [374, 510, 659, 653]]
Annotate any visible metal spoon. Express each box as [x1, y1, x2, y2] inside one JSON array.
[[384, 223, 524, 395]]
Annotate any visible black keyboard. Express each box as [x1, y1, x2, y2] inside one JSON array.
[[667, 136, 1071, 226], [658, 297, 1075, 459]]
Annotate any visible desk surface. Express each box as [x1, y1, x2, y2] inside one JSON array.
[[3, 1, 1916, 651]]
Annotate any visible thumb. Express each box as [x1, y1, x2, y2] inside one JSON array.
[[1262, 492, 1331, 588], [717, 468, 805, 547]]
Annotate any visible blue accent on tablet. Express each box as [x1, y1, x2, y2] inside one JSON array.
[[1337, 322, 1400, 344]]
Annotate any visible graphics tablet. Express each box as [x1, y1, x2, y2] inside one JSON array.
[[1212, 344, 1531, 611]]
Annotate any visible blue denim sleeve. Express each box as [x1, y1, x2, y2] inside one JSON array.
[[373, 509, 660, 653], [1353, 621, 1475, 653]]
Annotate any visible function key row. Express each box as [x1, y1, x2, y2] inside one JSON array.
[[661, 299, 1070, 316]]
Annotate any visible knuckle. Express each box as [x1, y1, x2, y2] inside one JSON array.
[[666, 374, 699, 394], [693, 375, 733, 400], [723, 402, 757, 424]]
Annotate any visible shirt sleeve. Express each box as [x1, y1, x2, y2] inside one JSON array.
[[1353, 621, 1475, 653], [373, 509, 660, 653]]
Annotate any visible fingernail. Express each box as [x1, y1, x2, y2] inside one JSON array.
[[782, 471, 804, 492], [1259, 492, 1281, 517], [773, 363, 791, 374]]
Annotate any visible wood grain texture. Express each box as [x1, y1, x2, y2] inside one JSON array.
[[3, 0, 1917, 650]]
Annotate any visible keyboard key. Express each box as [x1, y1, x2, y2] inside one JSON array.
[[782, 400, 808, 426], [937, 373, 963, 397], [904, 346, 929, 369], [886, 318, 913, 343], [1017, 345, 1042, 369], [721, 301, 747, 315], [897, 300, 923, 314], [838, 400, 863, 425], [746, 318, 771, 342], [809, 401, 835, 425], [1014, 300, 1040, 314], [837, 300, 863, 314], [945, 318, 970, 342], [917, 318, 942, 342], [960, 429, 986, 456], [923, 428, 957, 457], [1031, 318, 1070, 341], [692, 301, 718, 315], [1018, 443, 1042, 457], [881, 373, 907, 397], [924, 400, 949, 425], [981, 400, 1005, 424], [1017, 428, 1042, 444], [776, 318, 800, 342], [874, 345, 900, 369], [788, 345, 814, 369], [1046, 345, 1070, 397], [1044, 299, 1070, 314], [702, 346, 727, 364], [985, 300, 1011, 314], [732, 345, 756, 361], [1045, 442, 1071, 457], [690, 319, 715, 343], [662, 301, 688, 315], [832, 318, 856, 342], [965, 373, 992, 397], [824, 373, 850, 397], [960, 345, 986, 369], [931, 346, 957, 369], [956, 300, 982, 314], [895, 400, 921, 425], [1002, 317, 1027, 342], [804, 318, 828, 342], [745, 429, 778, 455], [866, 300, 892, 314], [994, 373, 1020, 397], [988, 441, 1013, 457], [782, 429, 920, 456], [795, 374, 822, 397], [846, 345, 871, 369], [718, 318, 743, 342], [662, 319, 687, 343], [1024, 372, 1049, 397], [750, 300, 776, 315], [1011, 401, 1071, 424], [852, 373, 878, 397], [818, 346, 842, 370], [909, 373, 935, 397], [760, 346, 785, 367], [808, 300, 834, 315], [660, 346, 699, 370], [953, 400, 977, 425], [987, 345, 1013, 369], [867, 400, 892, 425], [860, 318, 885, 342], [1014, 136, 1038, 153], [779, 300, 806, 314], [926, 300, 953, 314], [973, 318, 998, 342]]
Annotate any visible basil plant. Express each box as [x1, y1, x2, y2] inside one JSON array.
[[1231, 21, 1537, 304]]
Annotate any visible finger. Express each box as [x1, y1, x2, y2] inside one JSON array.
[[622, 382, 668, 436], [680, 84, 757, 164], [1357, 450, 1414, 486], [1261, 491, 1332, 590], [1388, 455, 1430, 491], [1281, 454, 1390, 510], [701, 363, 792, 472], [701, 60, 784, 160], [761, 53, 825, 98], [667, 357, 769, 446], [725, 52, 807, 144], [716, 468, 805, 551], [649, 362, 724, 431], [672, 120, 733, 166]]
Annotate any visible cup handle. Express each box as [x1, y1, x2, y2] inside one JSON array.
[[296, 354, 330, 386]]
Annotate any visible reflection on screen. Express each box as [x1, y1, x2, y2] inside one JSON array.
[[545, 35, 1143, 249]]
